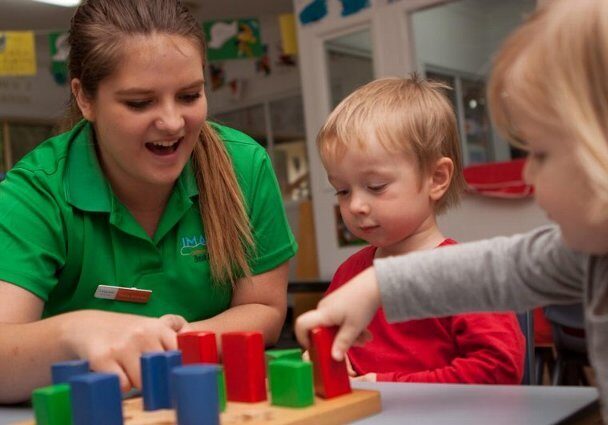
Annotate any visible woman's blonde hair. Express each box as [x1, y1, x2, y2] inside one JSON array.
[[66, 0, 253, 285], [317, 75, 465, 214], [488, 0, 608, 205]]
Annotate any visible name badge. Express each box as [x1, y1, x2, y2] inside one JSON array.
[[94, 285, 152, 304]]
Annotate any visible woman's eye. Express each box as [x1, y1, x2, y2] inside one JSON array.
[[180, 93, 202, 103], [125, 100, 151, 110]]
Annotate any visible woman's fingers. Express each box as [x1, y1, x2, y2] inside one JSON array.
[[160, 314, 188, 332], [92, 357, 132, 393]]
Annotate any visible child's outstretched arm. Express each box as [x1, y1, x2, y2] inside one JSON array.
[[295, 267, 379, 361], [296, 226, 585, 363]]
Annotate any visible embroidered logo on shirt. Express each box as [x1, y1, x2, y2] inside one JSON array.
[[180, 234, 208, 262]]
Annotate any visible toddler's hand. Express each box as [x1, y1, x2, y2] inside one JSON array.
[[295, 266, 380, 362], [303, 349, 357, 377], [344, 354, 356, 377], [352, 372, 377, 382]]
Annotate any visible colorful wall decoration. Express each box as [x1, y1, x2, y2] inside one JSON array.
[[204, 19, 264, 61], [299, 0, 328, 25], [340, 0, 370, 17], [0, 31, 37, 76], [48, 32, 69, 85]]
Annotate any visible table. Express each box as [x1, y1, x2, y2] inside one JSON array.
[[352, 382, 600, 425], [0, 382, 599, 425]]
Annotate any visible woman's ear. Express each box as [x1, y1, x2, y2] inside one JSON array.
[[429, 157, 454, 201], [71, 79, 95, 121]]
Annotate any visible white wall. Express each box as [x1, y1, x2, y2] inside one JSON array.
[[438, 195, 549, 243]]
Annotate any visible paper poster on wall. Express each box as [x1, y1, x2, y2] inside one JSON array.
[[0, 31, 37, 76], [299, 0, 328, 25], [48, 32, 69, 85], [209, 63, 226, 91], [203, 19, 263, 61], [279, 14, 297, 55], [340, 0, 370, 16], [255, 45, 271, 76]]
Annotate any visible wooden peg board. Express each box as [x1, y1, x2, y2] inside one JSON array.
[[15, 388, 381, 425]]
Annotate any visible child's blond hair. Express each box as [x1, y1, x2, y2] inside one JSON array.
[[317, 75, 465, 214], [488, 0, 608, 213]]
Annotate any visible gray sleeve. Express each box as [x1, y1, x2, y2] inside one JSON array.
[[374, 225, 587, 323]]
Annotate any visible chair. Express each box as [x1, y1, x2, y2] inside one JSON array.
[[543, 304, 589, 386], [517, 311, 536, 385]]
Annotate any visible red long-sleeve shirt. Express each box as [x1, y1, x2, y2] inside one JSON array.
[[327, 241, 525, 383]]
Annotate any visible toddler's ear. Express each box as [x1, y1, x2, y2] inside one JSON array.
[[429, 157, 453, 201]]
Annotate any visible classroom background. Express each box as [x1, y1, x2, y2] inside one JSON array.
[[0, 0, 588, 388]]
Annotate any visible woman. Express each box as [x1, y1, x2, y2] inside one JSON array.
[[0, 0, 297, 402]]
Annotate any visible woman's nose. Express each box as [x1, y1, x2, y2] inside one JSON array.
[[156, 104, 184, 133]]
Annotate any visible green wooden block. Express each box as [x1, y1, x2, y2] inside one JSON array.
[[32, 383, 72, 425], [265, 348, 303, 367], [269, 359, 314, 408], [217, 367, 227, 412]]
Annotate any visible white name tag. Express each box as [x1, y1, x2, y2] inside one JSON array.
[[94, 285, 152, 304]]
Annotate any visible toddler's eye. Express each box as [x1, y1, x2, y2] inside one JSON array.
[[531, 152, 547, 162], [368, 184, 387, 192], [334, 189, 349, 197]]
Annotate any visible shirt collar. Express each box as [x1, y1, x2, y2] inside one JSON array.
[[65, 120, 199, 213]]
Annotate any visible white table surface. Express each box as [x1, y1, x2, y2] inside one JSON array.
[[0, 382, 599, 425]]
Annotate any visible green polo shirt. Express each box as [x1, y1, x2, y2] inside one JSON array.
[[0, 120, 297, 321]]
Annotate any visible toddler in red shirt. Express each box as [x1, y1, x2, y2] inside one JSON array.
[[317, 76, 525, 383]]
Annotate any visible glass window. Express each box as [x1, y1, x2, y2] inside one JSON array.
[[270, 96, 310, 202], [212, 104, 268, 147], [325, 29, 374, 108], [210, 94, 311, 203], [412, 0, 536, 164]]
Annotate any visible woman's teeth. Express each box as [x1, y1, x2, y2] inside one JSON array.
[[146, 138, 182, 155], [151, 140, 178, 147]]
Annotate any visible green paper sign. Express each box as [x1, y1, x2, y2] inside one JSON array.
[[48, 32, 69, 85], [204, 18, 263, 61]]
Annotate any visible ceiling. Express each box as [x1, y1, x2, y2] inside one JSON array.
[[0, 0, 293, 32]]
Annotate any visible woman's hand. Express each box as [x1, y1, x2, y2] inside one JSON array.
[[295, 266, 380, 361], [61, 310, 188, 391]]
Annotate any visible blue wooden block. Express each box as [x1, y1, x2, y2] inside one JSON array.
[[171, 365, 220, 425], [51, 360, 89, 385], [68, 373, 123, 425], [164, 350, 182, 408], [141, 353, 170, 411], [141, 351, 183, 411]]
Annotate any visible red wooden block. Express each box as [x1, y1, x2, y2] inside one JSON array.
[[221, 332, 266, 402], [309, 326, 351, 398], [177, 331, 218, 365]]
